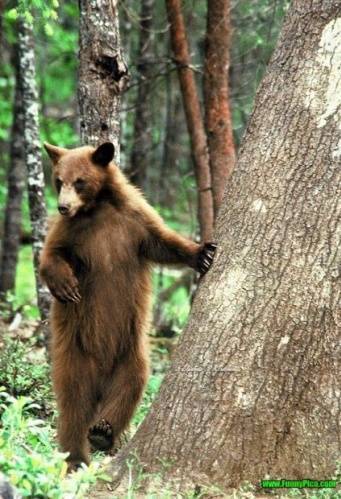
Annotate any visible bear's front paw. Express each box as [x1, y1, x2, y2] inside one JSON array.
[[197, 242, 217, 275], [48, 275, 81, 303]]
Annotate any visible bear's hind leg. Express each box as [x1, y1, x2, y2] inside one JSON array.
[[88, 347, 148, 452], [53, 347, 99, 470]]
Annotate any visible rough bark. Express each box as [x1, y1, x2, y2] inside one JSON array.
[[165, 0, 214, 242], [0, 45, 25, 296], [204, 0, 235, 217], [18, 19, 50, 326], [113, 0, 341, 491], [128, 0, 154, 188], [78, 0, 129, 162]]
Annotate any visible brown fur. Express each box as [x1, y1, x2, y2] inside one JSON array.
[[40, 142, 215, 470]]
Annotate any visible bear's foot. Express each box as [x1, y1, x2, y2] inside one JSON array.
[[67, 460, 86, 473], [88, 419, 113, 451]]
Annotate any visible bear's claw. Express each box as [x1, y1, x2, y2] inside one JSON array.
[[50, 278, 81, 303], [197, 242, 217, 275]]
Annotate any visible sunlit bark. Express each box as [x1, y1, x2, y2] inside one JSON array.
[[18, 19, 50, 327], [78, 0, 129, 162]]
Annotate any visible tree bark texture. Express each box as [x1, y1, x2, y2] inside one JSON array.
[[0, 45, 25, 296], [165, 0, 214, 242], [204, 0, 235, 218], [18, 19, 50, 324], [118, 0, 341, 490], [128, 0, 154, 188], [78, 0, 129, 163]]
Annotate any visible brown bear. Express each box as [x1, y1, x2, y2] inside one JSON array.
[[39, 142, 216, 471]]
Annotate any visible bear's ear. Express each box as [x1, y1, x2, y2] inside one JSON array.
[[92, 142, 115, 167], [44, 143, 67, 163]]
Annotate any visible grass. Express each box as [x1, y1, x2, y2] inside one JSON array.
[[0, 330, 169, 498], [0, 392, 109, 498], [14, 246, 39, 319]]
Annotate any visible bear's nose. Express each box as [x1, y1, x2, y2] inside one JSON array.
[[58, 204, 70, 215]]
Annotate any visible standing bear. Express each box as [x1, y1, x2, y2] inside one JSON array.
[[40, 142, 216, 470]]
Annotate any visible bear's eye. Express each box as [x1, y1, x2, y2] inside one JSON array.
[[74, 178, 86, 190], [55, 178, 62, 193]]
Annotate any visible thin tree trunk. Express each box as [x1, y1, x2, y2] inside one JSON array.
[[165, 0, 214, 242], [119, 0, 133, 170], [160, 68, 174, 205], [204, 0, 235, 217], [161, 71, 185, 205], [78, 0, 129, 162], [112, 0, 341, 491], [18, 19, 50, 327], [0, 45, 25, 296], [0, 1, 4, 50], [128, 0, 154, 188]]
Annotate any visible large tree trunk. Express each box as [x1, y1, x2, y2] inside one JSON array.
[[115, 0, 341, 490], [203, 0, 235, 217], [165, 0, 214, 242], [128, 0, 154, 188], [0, 44, 25, 296], [18, 20, 50, 327], [78, 0, 129, 162]]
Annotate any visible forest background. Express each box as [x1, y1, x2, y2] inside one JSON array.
[[0, 0, 288, 322]]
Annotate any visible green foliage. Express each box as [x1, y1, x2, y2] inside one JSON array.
[[0, 391, 108, 498], [0, 89, 14, 142], [0, 337, 52, 415], [0, 62, 14, 142], [6, 0, 60, 34], [0, 1, 79, 309], [0, 335, 112, 497], [0, 332, 166, 498], [15, 246, 39, 319]]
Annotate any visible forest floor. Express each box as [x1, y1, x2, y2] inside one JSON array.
[[0, 314, 171, 498], [0, 316, 338, 498]]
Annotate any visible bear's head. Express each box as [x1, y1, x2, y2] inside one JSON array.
[[44, 142, 115, 217]]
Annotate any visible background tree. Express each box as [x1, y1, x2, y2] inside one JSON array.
[[18, 17, 50, 326], [158, 69, 188, 210], [0, 1, 4, 49], [128, 0, 154, 188], [0, 43, 25, 297], [165, 0, 214, 242], [78, 0, 129, 157], [204, 0, 235, 216], [114, 0, 341, 490]]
